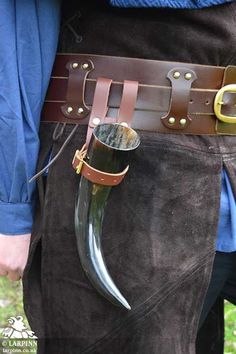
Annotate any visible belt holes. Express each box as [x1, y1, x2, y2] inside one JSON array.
[[205, 100, 210, 105], [189, 99, 193, 104]]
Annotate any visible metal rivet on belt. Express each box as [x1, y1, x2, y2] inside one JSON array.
[[72, 62, 79, 69], [180, 118, 187, 126], [173, 71, 181, 79], [67, 106, 73, 113], [78, 107, 84, 114], [92, 117, 101, 126], [82, 63, 89, 70], [185, 73, 192, 80], [168, 117, 176, 124]]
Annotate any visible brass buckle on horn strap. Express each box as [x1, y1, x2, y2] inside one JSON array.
[[72, 144, 87, 175], [214, 84, 236, 123]]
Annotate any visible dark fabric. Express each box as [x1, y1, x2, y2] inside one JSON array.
[[198, 251, 236, 328], [59, 0, 236, 66], [23, 1, 236, 353], [196, 297, 225, 354]]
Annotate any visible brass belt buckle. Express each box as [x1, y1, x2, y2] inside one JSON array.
[[214, 84, 236, 123]]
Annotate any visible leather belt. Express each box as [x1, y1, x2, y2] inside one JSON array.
[[41, 53, 236, 135]]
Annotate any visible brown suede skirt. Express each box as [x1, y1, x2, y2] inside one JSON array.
[[23, 1, 236, 353]]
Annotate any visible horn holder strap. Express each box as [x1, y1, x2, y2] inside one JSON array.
[[72, 144, 129, 186], [72, 77, 139, 186]]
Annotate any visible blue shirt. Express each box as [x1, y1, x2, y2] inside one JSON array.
[[0, 0, 236, 255], [0, 0, 60, 234], [111, 0, 234, 8], [216, 170, 236, 252]]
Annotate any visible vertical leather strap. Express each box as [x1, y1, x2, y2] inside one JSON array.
[[161, 67, 197, 130], [86, 77, 112, 146], [117, 80, 139, 126], [85, 78, 139, 146], [61, 59, 94, 120]]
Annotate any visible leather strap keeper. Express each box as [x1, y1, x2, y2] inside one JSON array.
[[42, 53, 236, 135], [72, 145, 129, 186]]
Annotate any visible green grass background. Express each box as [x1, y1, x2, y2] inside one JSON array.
[[0, 278, 235, 352]]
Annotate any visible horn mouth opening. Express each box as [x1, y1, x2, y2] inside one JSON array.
[[93, 123, 140, 151]]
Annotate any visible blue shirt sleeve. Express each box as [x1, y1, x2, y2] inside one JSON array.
[[0, 0, 61, 235], [110, 0, 234, 9]]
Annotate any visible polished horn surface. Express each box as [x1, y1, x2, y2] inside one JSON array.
[[75, 124, 140, 310]]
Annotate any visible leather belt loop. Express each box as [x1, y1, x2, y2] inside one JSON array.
[[117, 80, 139, 126], [86, 77, 112, 146], [161, 67, 197, 130], [220, 66, 236, 114], [222, 65, 236, 86], [216, 65, 236, 134], [61, 59, 94, 120]]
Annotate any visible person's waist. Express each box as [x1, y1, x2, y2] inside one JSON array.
[[41, 53, 236, 136]]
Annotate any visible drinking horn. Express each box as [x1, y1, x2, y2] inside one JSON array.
[[74, 123, 140, 310]]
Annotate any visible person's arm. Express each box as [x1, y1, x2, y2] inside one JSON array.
[[0, 0, 61, 281]]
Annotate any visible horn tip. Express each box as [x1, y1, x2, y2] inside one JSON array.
[[121, 300, 131, 311]]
